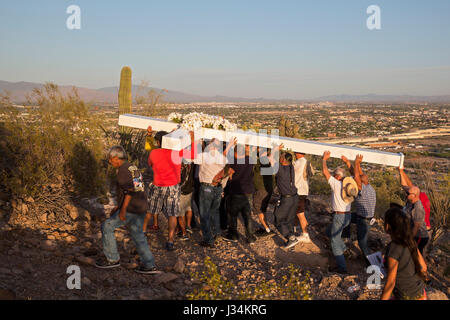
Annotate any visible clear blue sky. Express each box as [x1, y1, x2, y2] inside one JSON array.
[[1, 0, 450, 99]]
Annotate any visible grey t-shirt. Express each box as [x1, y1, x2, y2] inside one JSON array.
[[385, 242, 424, 299], [404, 201, 429, 239]]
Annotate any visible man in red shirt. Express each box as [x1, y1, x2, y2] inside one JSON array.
[[146, 127, 197, 251]]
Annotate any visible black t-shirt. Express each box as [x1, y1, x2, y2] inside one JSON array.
[[229, 156, 255, 195], [276, 164, 297, 196], [180, 163, 195, 195], [385, 242, 424, 299], [117, 162, 147, 215]]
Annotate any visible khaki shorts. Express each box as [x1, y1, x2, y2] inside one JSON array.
[[253, 189, 271, 214], [297, 195, 308, 214], [179, 192, 193, 216]]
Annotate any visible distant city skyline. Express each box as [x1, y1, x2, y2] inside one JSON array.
[[1, 0, 450, 99]]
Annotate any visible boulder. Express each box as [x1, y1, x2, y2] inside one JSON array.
[[319, 274, 342, 290], [81, 277, 92, 286], [427, 288, 449, 300], [40, 240, 57, 251], [173, 257, 185, 273], [76, 255, 96, 266], [155, 272, 179, 285]]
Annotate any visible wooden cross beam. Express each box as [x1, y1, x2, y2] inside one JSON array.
[[118, 113, 405, 167]]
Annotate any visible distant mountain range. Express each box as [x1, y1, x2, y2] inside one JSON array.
[[1, 80, 450, 104]]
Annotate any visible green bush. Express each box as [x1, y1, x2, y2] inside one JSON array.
[[368, 169, 405, 218], [0, 83, 107, 199], [187, 257, 312, 300]]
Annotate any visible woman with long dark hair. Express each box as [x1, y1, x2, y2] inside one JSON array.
[[381, 207, 428, 300]]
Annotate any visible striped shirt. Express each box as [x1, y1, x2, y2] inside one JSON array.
[[355, 183, 376, 218]]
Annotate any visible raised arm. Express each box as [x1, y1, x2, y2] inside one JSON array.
[[223, 137, 237, 157], [341, 155, 356, 176], [268, 143, 284, 167], [354, 154, 363, 191], [398, 168, 414, 188], [322, 151, 331, 181]]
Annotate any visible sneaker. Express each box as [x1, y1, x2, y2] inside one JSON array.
[[297, 233, 311, 243], [95, 257, 120, 269], [186, 226, 193, 234], [223, 233, 239, 243], [166, 242, 175, 251], [178, 234, 189, 241], [199, 241, 215, 248], [246, 234, 257, 244], [284, 237, 299, 249], [134, 265, 162, 275], [149, 225, 159, 231]]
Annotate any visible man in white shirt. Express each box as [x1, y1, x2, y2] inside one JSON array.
[[197, 138, 236, 248], [322, 151, 352, 274], [293, 152, 314, 243]]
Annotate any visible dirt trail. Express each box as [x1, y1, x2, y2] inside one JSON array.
[[0, 196, 448, 300]]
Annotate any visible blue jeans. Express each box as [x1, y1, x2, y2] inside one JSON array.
[[227, 194, 253, 237], [326, 213, 351, 271], [274, 195, 299, 239], [199, 184, 223, 244], [101, 210, 156, 268], [342, 212, 372, 258]]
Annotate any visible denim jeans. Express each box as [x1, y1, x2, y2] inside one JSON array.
[[199, 184, 223, 244], [227, 194, 253, 237], [342, 212, 372, 258], [101, 210, 155, 268], [326, 213, 352, 270], [274, 195, 299, 239]]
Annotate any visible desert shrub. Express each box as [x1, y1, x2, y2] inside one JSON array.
[[309, 174, 331, 196], [367, 169, 404, 218], [187, 257, 312, 300], [424, 173, 449, 245], [0, 83, 107, 200]]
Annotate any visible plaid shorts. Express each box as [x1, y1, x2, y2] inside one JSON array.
[[147, 183, 181, 217]]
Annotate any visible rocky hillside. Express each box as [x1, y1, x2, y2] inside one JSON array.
[[0, 192, 448, 300]]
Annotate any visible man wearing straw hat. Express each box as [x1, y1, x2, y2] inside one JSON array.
[[323, 151, 358, 274]]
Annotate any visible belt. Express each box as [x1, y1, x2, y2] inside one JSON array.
[[334, 211, 350, 214], [281, 194, 297, 198], [201, 182, 220, 187]]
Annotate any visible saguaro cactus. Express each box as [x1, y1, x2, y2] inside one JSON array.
[[119, 66, 132, 114], [279, 116, 302, 139]]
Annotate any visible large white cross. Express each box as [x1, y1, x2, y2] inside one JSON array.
[[118, 113, 405, 167]]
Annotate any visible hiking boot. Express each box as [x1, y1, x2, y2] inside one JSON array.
[[284, 236, 299, 249], [223, 232, 239, 243], [297, 233, 312, 243], [246, 234, 257, 244], [95, 257, 120, 269], [134, 265, 162, 275], [166, 242, 175, 251], [199, 241, 215, 248], [328, 266, 348, 275]]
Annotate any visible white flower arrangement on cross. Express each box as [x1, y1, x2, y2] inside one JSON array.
[[168, 112, 237, 132]]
